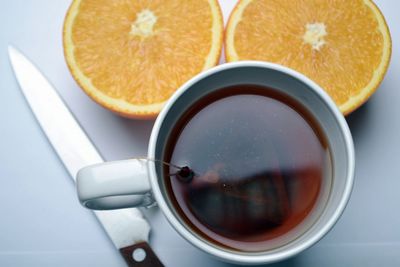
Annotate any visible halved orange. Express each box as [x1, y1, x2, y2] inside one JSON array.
[[225, 0, 391, 115], [64, 0, 223, 118]]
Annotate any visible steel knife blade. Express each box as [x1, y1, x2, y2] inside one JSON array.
[[8, 45, 163, 267]]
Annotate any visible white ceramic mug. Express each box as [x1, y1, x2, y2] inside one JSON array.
[[77, 61, 354, 265]]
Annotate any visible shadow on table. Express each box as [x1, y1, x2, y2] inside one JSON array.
[[113, 115, 155, 153], [345, 102, 371, 139], [216, 256, 300, 267], [116, 116, 155, 136]]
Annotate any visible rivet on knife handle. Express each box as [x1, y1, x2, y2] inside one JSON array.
[[120, 242, 164, 267]]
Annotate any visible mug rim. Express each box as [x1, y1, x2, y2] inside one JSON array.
[[148, 61, 355, 264]]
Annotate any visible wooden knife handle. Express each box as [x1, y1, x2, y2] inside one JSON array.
[[119, 242, 164, 267]]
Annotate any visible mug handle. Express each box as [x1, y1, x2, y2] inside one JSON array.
[[76, 159, 154, 210]]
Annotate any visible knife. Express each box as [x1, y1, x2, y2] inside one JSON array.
[[8, 45, 164, 267]]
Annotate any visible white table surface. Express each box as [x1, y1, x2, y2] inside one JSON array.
[[1, 0, 399, 266]]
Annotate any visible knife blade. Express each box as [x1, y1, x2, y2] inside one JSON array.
[[8, 45, 164, 267]]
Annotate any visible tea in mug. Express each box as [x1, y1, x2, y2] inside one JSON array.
[[164, 84, 332, 252]]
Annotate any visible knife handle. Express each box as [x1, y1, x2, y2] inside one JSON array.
[[119, 242, 164, 267]]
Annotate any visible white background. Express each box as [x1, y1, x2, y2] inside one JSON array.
[[1, 0, 399, 266]]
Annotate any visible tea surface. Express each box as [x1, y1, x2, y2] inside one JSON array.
[[164, 85, 331, 252]]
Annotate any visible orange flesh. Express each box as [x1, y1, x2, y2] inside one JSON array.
[[226, 0, 391, 114], [72, 0, 214, 105]]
